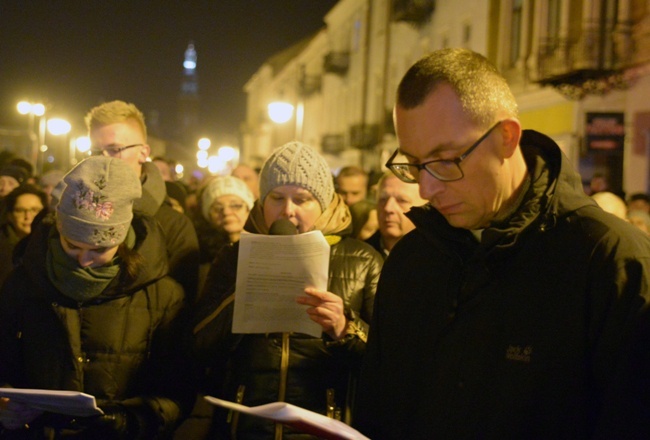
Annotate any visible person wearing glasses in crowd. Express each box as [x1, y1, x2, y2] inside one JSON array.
[[0, 185, 47, 286], [196, 175, 255, 293], [192, 142, 383, 439], [354, 48, 650, 439], [85, 101, 199, 303]]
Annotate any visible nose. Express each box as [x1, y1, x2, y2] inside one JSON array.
[[383, 196, 400, 213], [281, 199, 296, 217], [77, 251, 94, 268], [417, 172, 445, 202]]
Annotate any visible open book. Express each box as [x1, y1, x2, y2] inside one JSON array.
[[0, 388, 103, 417], [204, 396, 370, 440]]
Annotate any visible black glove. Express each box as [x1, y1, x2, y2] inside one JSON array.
[[71, 403, 138, 440]]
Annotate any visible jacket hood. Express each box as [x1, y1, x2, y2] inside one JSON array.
[[407, 129, 596, 251], [134, 162, 166, 216], [20, 212, 170, 304]]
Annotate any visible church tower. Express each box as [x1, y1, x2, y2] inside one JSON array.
[[178, 41, 200, 141]]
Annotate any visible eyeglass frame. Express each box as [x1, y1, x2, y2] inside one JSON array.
[[385, 120, 503, 183], [210, 203, 247, 215], [90, 143, 144, 157]]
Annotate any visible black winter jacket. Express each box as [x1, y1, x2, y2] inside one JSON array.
[[355, 130, 650, 439], [0, 214, 194, 439], [193, 217, 382, 439]]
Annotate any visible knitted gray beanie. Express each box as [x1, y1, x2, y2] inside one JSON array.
[[259, 141, 334, 211], [57, 156, 142, 247]]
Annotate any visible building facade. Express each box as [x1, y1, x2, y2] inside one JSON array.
[[242, 0, 650, 195]]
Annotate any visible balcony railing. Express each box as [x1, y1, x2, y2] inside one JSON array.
[[392, 0, 435, 26], [349, 123, 380, 150], [324, 52, 350, 76]]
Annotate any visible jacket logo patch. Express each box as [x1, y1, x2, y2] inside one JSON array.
[[506, 345, 532, 363]]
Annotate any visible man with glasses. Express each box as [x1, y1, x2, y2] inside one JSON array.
[[85, 100, 199, 303], [354, 49, 650, 439]]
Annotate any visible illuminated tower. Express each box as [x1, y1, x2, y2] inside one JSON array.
[[178, 41, 200, 139]]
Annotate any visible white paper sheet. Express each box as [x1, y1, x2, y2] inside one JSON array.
[[0, 388, 103, 417], [204, 396, 370, 440], [232, 230, 330, 337]]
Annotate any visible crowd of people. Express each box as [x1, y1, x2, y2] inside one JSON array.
[[0, 48, 649, 439]]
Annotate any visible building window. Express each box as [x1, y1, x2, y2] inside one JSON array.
[[510, 0, 523, 67]]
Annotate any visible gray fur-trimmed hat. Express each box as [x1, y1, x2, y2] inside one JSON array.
[[259, 141, 334, 211], [57, 156, 142, 247]]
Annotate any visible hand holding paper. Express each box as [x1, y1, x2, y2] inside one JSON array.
[[298, 287, 347, 340]]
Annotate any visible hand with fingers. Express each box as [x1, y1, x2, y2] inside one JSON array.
[[297, 287, 348, 340]]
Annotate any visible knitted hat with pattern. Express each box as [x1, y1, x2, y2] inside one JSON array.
[[57, 156, 142, 247], [259, 141, 334, 211], [201, 176, 255, 221]]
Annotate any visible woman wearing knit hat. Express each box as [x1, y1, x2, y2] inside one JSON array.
[[193, 141, 383, 439], [0, 156, 193, 438], [196, 175, 255, 293]]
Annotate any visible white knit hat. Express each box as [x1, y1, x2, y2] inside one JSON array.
[[201, 176, 255, 221], [57, 156, 141, 247], [259, 141, 334, 211]]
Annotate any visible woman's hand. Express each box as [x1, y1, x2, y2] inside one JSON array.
[[297, 288, 348, 340], [0, 397, 43, 430]]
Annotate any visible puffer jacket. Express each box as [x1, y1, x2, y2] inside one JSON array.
[[192, 198, 383, 440], [354, 130, 650, 439], [0, 214, 194, 439]]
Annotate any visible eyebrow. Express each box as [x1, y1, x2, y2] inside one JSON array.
[[399, 141, 460, 161]]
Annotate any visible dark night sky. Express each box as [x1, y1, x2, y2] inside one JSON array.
[[0, 1, 338, 145]]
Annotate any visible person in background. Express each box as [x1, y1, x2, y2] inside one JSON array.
[[0, 164, 29, 199], [364, 171, 427, 259], [354, 48, 650, 439], [588, 171, 609, 195], [627, 192, 650, 214], [335, 166, 368, 207], [231, 163, 260, 200], [85, 100, 199, 303], [193, 141, 382, 439], [0, 156, 193, 439], [628, 209, 650, 234], [591, 190, 628, 219], [196, 175, 254, 293], [165, 181, 188, 214], [0, 185, 47, 286], [153, 156, 177, 182], [39, 169, 66, 208]]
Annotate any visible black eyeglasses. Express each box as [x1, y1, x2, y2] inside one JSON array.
[[386, 121, 503, 183], [90, 143, 144, 157]]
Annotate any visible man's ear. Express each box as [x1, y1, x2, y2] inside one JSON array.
[[499, 119, 522, 159], [138, 144, 151, 165]]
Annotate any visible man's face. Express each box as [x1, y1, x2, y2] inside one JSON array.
[[628, 199, 650, 214], [336, 175, 367, 206], [0, 176, 19, 197], [89, 120, 149, 178], [394, 84, 506, 230], [377, 175, 426, 241]]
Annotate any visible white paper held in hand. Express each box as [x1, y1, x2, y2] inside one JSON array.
[[232, 230, 331, 338]]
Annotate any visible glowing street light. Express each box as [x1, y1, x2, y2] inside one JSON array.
[[218, 145, 238, 162], [268, 101, 294, 124], [17, 101, 45, 116], [198, 137, 211, 150], [47, 118, 71, 135], [75, 136, 91, 153]]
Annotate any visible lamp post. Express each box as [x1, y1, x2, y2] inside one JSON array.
[[16, 101, 45, 166], [42, 117, 71, 174]]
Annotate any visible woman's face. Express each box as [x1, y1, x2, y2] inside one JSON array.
[[263, 185, 323, 233], [9, 193, 44, 238], [58, 233, 120, 268], [209, 195, 250, 236]]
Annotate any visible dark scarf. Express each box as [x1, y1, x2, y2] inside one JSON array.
[[46, 227, 135, 302]]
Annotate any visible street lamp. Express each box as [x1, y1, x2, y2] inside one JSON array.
[[16, 101, 46, 166], [39, 117, 71, 174], [268, 101, 294, 124]]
